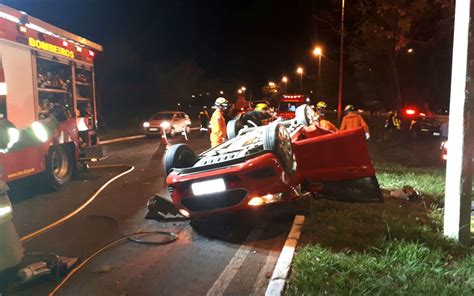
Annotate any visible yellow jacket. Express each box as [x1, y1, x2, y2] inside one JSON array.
[[210, 109, 227, 147]]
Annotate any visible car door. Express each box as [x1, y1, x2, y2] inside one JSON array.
[[293, 127, 383, 202]]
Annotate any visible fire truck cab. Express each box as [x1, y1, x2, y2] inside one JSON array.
[[276, 95, 307, 120], [0, 4, 103, 189]]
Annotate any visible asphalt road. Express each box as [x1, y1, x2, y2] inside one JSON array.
[[4, 132, 295, 296]]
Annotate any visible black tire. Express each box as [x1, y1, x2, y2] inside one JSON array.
[[45, 145, 73, 190], [263, 123, 295, 175], [294, 104, 314, 126], [163, 144, 197, 174], [227, 119, 244, 139]]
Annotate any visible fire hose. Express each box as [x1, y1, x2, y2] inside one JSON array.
[[16, 164, 178, 295]]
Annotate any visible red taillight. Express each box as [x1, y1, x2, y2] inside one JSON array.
[[405, 108, 416, 115]]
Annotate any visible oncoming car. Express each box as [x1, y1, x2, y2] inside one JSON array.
[[163, 105, 382, 218], [143, 111, 191, 137]]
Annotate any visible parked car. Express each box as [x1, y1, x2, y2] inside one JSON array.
[[143, 111, 191, 137], [162, 105, 382, 218]]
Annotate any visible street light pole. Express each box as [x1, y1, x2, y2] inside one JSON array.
[[313, 46, 323, 98], [337, 0, 345, 121], [282, 76, 288, 94], [296, 67, 303, 93]]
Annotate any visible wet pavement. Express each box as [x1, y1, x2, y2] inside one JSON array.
[[3, 132, 295, 296]]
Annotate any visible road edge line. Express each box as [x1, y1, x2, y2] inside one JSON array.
[[98, 134, 145, 144], [265, 215, 305, 296]]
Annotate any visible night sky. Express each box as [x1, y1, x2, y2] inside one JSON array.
[[3, 0, 335, 90]]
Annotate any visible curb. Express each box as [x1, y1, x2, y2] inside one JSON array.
[[98, 134, 145, 144], [265, 215, 305, 296]]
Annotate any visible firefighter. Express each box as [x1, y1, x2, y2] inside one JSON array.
[[210, 97, 229, 147], [340, 105, 370, 139], [384, 109, 401, 140], [240, 103, 272, 127], [315, 101, 338, 132], [198, 106, 210, 136]]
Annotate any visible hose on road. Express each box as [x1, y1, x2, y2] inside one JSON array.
[[20, 164, 135, 243], [49, 215, 177, 296]]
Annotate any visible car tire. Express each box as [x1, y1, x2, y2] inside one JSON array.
[[163, 143, 197, 174], [45, 145, 73, 190], [227, 119, 244, 139], [295, 104, 314, 126], [263, 123, 296, 175]]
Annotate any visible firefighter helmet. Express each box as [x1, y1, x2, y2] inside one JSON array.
[[255, 103, 269, 112], [214, 97, 230, 109], [344, 104, 355, 113], [316, 101, 328, 111]]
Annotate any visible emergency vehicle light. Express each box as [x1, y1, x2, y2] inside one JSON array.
[[404, 108, 416, 116], [88, 50, 95, 57]]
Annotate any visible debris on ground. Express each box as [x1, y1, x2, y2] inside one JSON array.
[[390, 185, 422, 201]]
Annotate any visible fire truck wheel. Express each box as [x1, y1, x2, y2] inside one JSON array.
[[263, 123, 296, 175], [45, 145, 73, 190]]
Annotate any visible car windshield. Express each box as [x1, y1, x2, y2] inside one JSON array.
[[278, 102, 304, 112], [152, 113, 174, 120]]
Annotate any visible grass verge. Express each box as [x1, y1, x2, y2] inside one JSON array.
[[287, 136, 473, 295]]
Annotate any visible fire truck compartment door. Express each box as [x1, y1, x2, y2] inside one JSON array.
[[293, 128, 383, 202], [0, 147, 43, 182]]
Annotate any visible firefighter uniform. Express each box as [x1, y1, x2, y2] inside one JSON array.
[[340, 106, 369, 133], [319, 119, 338, 132], [210, 97, 229, 147], [210, 109, 226, 147]]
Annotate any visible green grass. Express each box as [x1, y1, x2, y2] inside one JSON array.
[[289, 242, 473, 295], [287, 129, 473, 295]]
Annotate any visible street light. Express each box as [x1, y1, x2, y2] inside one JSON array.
[[313, 46, 323, 97], [282, 76, 288, 94], [219, 90, 224, 95], [241, 86, 246, 91], [296, 67, 303, 93], [238, 89, 243, 94]]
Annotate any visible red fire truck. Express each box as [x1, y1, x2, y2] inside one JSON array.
[[0, 4, 103, 189], [276, 95, 307, 120]]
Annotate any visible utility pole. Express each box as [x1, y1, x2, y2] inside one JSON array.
[[337, 0, 345, 121], [444, 0, 472, 246]]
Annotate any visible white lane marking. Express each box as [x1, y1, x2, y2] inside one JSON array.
[[206, 226, 264, 296], [98, 135, 145, 144], [265, 215, 305, 296]]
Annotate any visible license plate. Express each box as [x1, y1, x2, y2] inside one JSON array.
[[433, 132, 440, 136], [148, 128, 159, 131], [191, 178, 226, 196]]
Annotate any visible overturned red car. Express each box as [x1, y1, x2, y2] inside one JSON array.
[[163, 105, 382, 217]]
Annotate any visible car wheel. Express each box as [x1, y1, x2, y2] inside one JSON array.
[[45, 145, 73, 190], [295, 104, 315, 126], [263, 123, 296, 175], [163, 143, 197, 174], [227, 119, 244, 139]]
